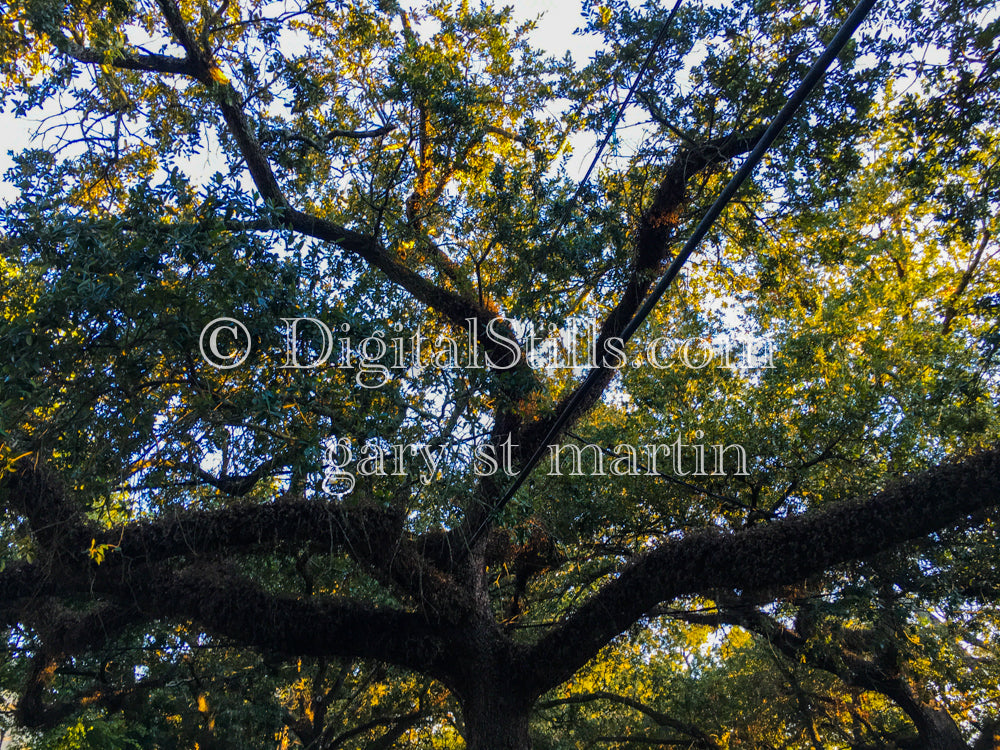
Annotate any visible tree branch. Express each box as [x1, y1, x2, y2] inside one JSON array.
[[524, 125, 769, 446], [522, 445, 1000, 696], [94, 497, 404, 567], [268, 122, 398, 151], [669, 605, 968, 749], [50, 2, 534, 392], [58, 38, 197, 76], [450, 126, 769, 560], [539, 691, 719, 749], [167, 453, 293, 497], [122, 563, 448, 675]]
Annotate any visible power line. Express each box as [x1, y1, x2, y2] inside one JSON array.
[[548, 0, 685, 246], [467, 0, 879, 550]]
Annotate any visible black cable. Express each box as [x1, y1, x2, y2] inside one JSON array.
[[467, 0, 878, 550], [548, 0, 685, 246]]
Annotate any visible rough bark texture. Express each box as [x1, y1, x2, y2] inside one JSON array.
[[524, 446, 1000, 695], [6, 448, 999, 747], [461, 689, 532, 750], [6, 2, 998, 745]]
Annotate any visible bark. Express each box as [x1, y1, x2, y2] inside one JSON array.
[[910, 709, 970, 750], [445, 547, 535, 750], [456, 670, 532, 750], [525, 445, 1000, 695], [860, 658, 968, 750], [129, 564, 449, 674]]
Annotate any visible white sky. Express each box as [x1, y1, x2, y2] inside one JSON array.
[[510, 0, 603, 60], [0, 0, 604, 202]]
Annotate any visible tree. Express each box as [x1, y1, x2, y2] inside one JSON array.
[[1, 0, 999, 747]]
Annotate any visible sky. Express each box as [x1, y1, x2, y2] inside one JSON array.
[[510, 0, 603, 60], [0, 0, 607, 202]]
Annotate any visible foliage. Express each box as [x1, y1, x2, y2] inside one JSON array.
[[1, 0, 999, 748]]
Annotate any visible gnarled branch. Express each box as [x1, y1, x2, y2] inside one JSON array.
[[523, 445, 1000, 696]]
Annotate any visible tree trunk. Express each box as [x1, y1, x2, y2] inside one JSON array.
[[449, 546, 534, 750], [460, 685, 531, 750]]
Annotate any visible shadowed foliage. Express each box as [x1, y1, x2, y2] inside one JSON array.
[[1, 0, 999, 748]]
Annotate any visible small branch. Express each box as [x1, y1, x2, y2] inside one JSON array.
[[266, 123, 398, 154], [539, 691, 720, 749], [942, 228, 991, 334], [167, 453, 292, 497]]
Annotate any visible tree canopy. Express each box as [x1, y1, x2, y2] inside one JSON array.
[[1, 0, 999, 748]]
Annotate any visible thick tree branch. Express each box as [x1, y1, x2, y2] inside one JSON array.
[[124, 563, 448, 675], [525, 125, 769, 446], [104, 499, 472, 621], [58, 38, 197, 76], [9, 573, 447, 726], [5, 457, 474, 625], [94, 497, 404, 567], [522, 445, 1000, 696], [3, 462, 405, 572]]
